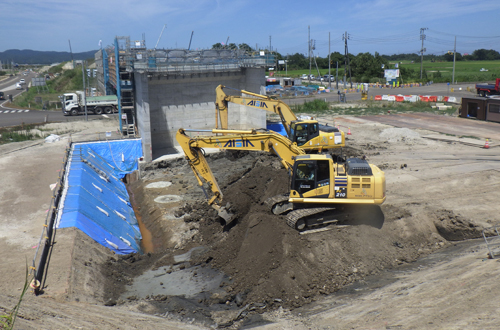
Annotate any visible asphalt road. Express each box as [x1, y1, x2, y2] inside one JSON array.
[[0, 73, 115, 127], [282, 82, 478, 106]]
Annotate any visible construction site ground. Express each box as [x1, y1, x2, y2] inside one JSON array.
[[1, 109, 500, 329]]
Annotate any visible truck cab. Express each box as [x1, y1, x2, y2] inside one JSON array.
[[61, 92, 80, 115]]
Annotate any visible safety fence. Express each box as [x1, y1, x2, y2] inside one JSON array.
[[372, 95, 459, 103], [30, 139, 71, 293]]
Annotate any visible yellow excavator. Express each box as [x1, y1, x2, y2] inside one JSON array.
[[215, 85, 345, 153], [176, 128, 385, 231]]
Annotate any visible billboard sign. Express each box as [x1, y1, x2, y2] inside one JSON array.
[[384, 69, 400, 79]]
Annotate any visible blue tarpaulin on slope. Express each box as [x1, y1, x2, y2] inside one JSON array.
[[56, 139, 143, 254], [267, 122, 288, 137]]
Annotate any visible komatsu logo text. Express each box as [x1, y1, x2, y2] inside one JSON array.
[[247, 100, 268, 108], [223, 139, 255, 148]]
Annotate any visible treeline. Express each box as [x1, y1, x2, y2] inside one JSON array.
[[212, 43, 499, 82], [0, 49, 97, 65], [382, 49, 500, 62]]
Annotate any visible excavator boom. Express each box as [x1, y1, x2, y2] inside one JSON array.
[[176, 128, 305, 225], [215, 85, 297, 136], [215, 85, 345, 152]]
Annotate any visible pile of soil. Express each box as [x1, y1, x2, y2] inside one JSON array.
[[166, 152, 450, 309], [141, 151, 472, 308], [97, 146, 489, 327]]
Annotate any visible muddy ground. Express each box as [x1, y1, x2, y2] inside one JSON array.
[[2, 111, 500, 329]]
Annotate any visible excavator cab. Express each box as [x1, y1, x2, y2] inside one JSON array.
[[291, 158, 331, 197], [290, 121, 320, 146]]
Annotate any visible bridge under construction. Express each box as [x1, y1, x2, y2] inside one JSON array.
[[95, 37, 275, 161]]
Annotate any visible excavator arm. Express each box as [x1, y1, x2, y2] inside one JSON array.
[[215, 85, 298, 136], [176, 128, 305, 224], [215, 85, 345, 152]]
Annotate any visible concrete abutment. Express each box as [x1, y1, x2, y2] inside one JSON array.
[[135, 67, 266, 161]]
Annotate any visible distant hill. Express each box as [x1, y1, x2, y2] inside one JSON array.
[[0, 49, 98, 65]]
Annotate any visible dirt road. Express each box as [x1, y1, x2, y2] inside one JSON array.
[[1, 111, 500, 329]]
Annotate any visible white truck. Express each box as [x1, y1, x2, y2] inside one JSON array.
[[61, 91, 118, 116]]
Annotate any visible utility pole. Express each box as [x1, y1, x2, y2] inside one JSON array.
[[420, 28, 428, 79], [308, 26, 311, 83], [286, 54, 288, 75], [328, 32, 331, 90], [81, 61, 88, 122], [343, 31, 352, 88], [452, 36, 456, 84], [68, 40, 74, 69], [336, 61, 339, 89]]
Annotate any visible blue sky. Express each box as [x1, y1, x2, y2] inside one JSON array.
[[2, 0, 500, 56]]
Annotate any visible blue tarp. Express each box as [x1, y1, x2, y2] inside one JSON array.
[[56, 139, 143, 254], [266, 122, 288, 137]]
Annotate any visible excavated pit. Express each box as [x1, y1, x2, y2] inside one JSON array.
[[87, 144, 490, 328]]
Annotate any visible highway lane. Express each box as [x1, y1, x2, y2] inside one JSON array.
[[0, 71, 38, 100], [0, 72, 114, 127], [0, 106, 69, 127], [282, 82, 478, 106]]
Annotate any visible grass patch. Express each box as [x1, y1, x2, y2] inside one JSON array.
[[459, 135, 481, 140], [291, 99, 330, 114], [0, 264, 32, 330], [329, 100, 459, 117], [0, 124, 44, 144]]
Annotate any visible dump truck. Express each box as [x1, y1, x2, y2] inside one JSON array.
[[476, 78, 500, 97], [61, 91, 118, 116]]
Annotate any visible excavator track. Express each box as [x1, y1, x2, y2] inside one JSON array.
[[286, 207, 351, 231], [264, 194, 292, 215]]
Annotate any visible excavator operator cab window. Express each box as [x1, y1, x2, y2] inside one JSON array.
[[292, 161, 317, 194], [293, 124, 309, 146], [317, 160, 330, 184], [291, 122, 320, 146]]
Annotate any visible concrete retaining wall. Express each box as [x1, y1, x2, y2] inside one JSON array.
[[135, 67, 266, 161]]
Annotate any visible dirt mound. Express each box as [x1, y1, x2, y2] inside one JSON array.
[[433, 209, 484, 241], [97, 147, 494, 327], [172, 154, 447, 310]]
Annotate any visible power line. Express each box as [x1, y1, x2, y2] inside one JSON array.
[[429, 29, 500, 39]]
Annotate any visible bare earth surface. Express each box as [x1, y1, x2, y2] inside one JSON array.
[[1, 107, 500, 329]]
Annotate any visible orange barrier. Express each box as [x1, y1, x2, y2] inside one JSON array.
[[374, 95, 382, 100], [395, 96, 404, 102], [420, 96, 428, 102], [428, 96, 438, 102]]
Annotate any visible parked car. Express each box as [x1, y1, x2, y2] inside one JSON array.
[[301, 74, 315, 80], [20, 79, 25, 84], [323, 75, 335, 82]]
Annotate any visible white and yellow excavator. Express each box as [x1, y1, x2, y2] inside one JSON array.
[[215, 85, 345, 153], [176, 128, 385, 231]]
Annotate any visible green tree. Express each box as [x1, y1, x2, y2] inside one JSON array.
[[471, 49, 500, 60], [287, 53, 308, 70], [329, 51, 344, 66], [238, 43, 253, 52], [443, 52, 463, 61]]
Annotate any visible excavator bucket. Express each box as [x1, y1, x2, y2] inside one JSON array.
[[213, 203, 236, 226]]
